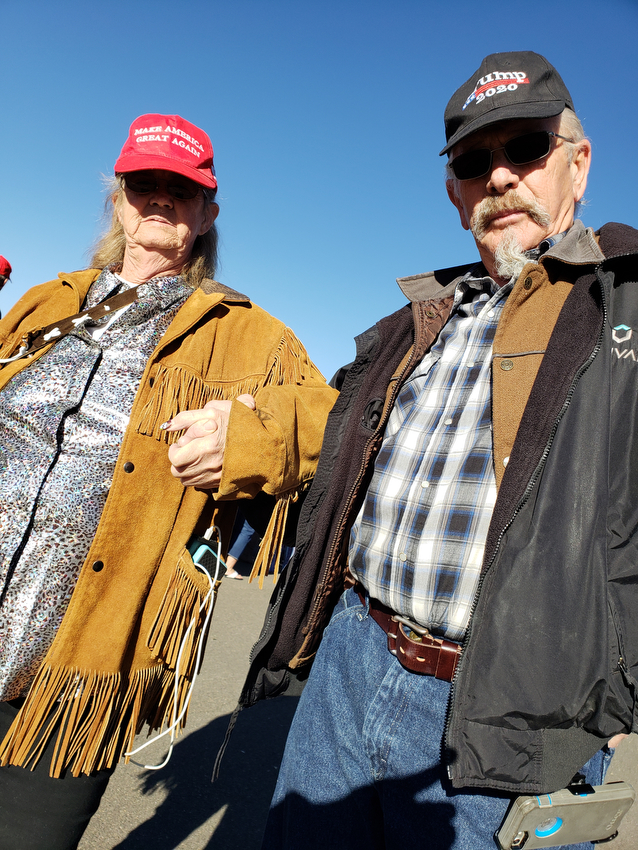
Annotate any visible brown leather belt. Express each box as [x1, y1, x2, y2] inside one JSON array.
[[357, 589, 461, 682]]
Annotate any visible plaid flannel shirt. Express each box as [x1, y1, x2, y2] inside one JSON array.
[[349, 271, 512, 640]]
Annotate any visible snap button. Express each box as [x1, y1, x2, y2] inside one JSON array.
[[123, 462, 135, 473], [92, 560, 104, 572], [524, 276, 533, 290], [500, 359, 514, 371], [425, 309, 436, 318]]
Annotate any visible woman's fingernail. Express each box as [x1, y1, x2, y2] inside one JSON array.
[[160, 420, 172, 430]]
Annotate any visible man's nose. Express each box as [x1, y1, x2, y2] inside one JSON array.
[[486, 149, 520, 195]]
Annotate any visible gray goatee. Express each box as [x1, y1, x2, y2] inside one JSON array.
[[470, 191, 551, 282], [493, 232, 529, 282]]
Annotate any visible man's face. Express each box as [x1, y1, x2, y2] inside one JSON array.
[[446, 116, 591, 280], [117, 169, 218, 262]]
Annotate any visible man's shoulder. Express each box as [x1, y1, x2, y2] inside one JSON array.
[[596, 222, 638, 260], [396, 262, 476, 302]]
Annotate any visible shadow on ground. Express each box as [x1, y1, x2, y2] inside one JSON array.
[[111, 696, 299, 850]]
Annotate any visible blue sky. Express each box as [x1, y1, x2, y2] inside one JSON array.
[[1, 0, 636, 380]]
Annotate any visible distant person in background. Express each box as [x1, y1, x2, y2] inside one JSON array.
[[0, 257, 11, 292], [224, 505, 295, 579], [0, 257, 11, 318], [225, 508, 261, 579], [0, 113, 336, 850]]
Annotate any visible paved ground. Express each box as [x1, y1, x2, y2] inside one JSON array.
[[79, 572, 291, 850], [79, 571, 638, 850]]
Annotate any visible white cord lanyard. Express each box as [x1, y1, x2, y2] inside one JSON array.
[[125, 525, 225, 770]]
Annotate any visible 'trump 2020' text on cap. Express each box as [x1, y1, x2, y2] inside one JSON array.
[[440, 51, 574, 155]]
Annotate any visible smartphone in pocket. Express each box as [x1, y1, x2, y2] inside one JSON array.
[[495, 781, 635, 849], [188, 528, 225, 579]]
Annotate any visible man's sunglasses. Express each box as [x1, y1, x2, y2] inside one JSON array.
[[449, 131, 574, 181], [123, 172, 201, 201]]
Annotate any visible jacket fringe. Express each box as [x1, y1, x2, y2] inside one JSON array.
[[0, 557, 215, 778], [135, 327, 316, 443], [265, 327, 315, 386], [250, 490, 299, 588], [147, 551, 219, 677], [135, 366, 263, 443]]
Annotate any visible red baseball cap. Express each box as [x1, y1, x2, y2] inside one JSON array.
[[0, 256, 11, 277], [114, 113, 217, 190]]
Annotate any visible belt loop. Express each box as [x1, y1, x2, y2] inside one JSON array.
[[352, 585, 370, 621]]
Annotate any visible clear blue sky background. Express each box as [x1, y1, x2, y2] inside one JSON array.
[[1, 0, 636, 380]]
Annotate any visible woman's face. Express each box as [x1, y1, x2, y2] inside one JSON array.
[[117, 169, 218, 267]]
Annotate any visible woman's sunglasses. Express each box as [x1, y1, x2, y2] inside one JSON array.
[[123, 172, 201, 201], [449, 131, 574, 181]]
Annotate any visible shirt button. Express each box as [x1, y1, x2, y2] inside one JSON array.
[[487, 310, 495, 318], [444, 418, 453, 425], [421, 480, 430, 488], [524, 276, 533, 290], [500, 359, 514, 371], [399, 553, 407, 562], [92, 560, 104, 572], [467, 362, 474, 368], [503, 456, 510, 467], [123, 462, 135, 473]]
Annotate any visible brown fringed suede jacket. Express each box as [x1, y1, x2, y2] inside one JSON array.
[[0, 268, 337, 777]]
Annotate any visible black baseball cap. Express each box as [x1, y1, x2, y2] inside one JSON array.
[[440, 51, 574, 155]]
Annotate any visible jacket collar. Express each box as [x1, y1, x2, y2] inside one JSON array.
[[199, 278, 250, 302], [59, 270, 252, 304], [396, 221, 606, 304], [540, 220, 604, 266], [396, 262, 476, 303]]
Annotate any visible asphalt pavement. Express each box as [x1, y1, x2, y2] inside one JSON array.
[[79, 570, 638, 850]]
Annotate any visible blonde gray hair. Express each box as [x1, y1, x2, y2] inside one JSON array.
[[90, 175, 219, 288]]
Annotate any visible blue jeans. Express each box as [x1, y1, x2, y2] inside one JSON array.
[[263, 587, 613, 850], [228, 515, 260, 561]]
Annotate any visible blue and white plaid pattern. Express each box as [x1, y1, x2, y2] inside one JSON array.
[[349, 273, 512, 640]]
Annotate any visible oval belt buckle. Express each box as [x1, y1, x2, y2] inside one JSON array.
[[392, 613, 432, 643]]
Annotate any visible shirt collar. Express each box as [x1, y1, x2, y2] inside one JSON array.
[[85, 267, 194, 312]]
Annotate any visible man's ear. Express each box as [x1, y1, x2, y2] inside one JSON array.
[[446, 179, 470, 231], [571, 139, 592, 204]]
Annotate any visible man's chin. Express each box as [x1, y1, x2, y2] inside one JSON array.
[[484, 223, 546, 256]]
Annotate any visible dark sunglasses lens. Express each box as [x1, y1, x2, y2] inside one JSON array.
[[504, 132, 551, 165], [168, 182, 199, 200], [124, 174, 155, 194], [451, 149, 492, 181], [124, 173, 199, 200]]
